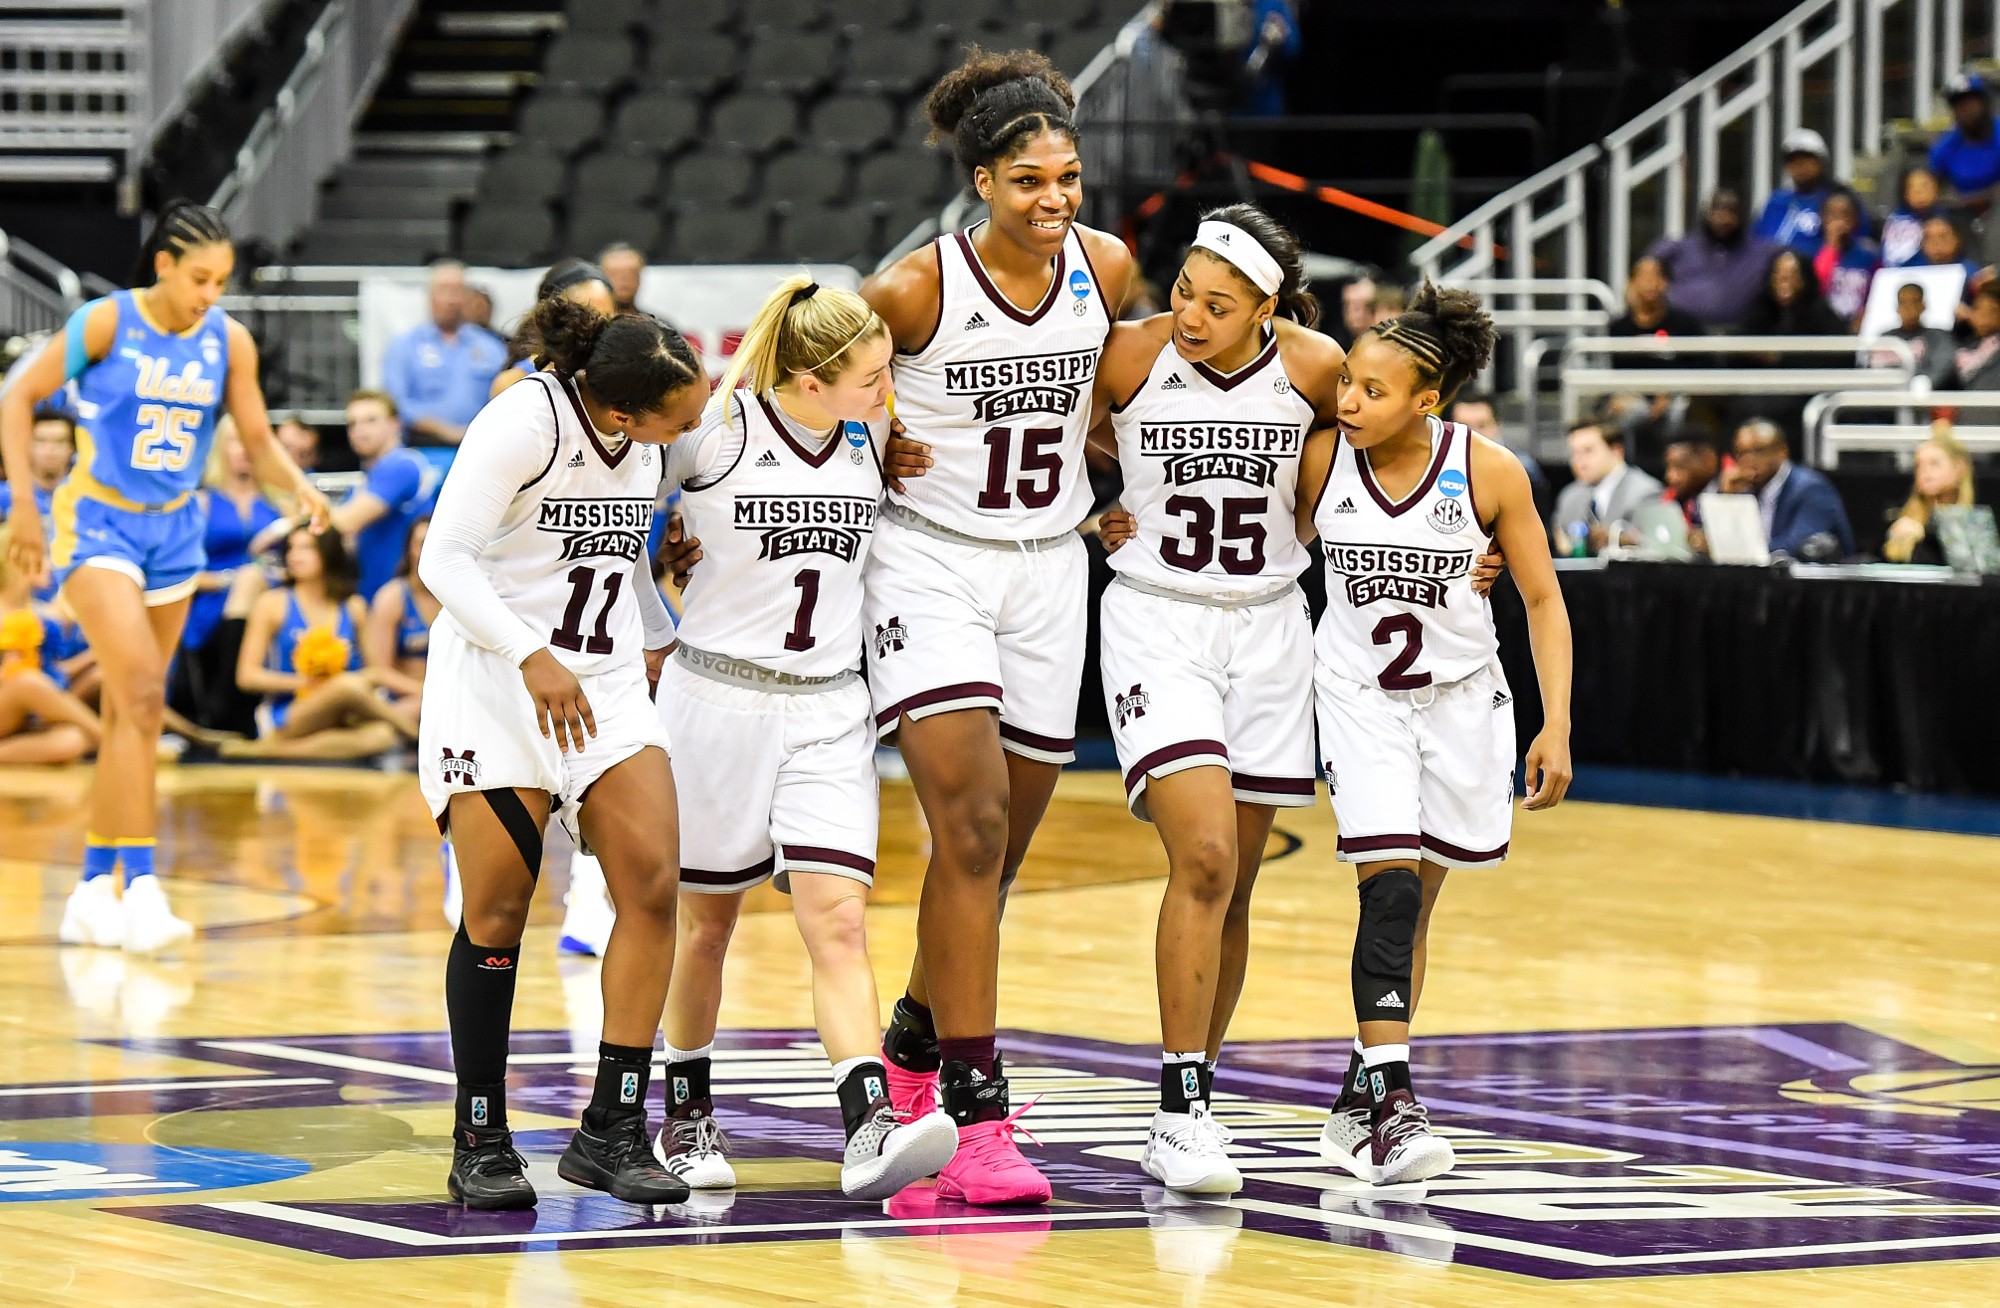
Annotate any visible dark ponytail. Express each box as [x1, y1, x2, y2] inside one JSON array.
[[925, 46, 1078, 181], [519, 297, 701, 416], [131, 198, 231, 286], [1368, 279, 1495, 405], [1196, 203, 1320, 327]]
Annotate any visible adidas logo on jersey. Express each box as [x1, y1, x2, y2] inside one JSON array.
[[567, 450, 586, 468], [1375, 990, 1404, 1008], [1161, 373, 1187, 391], [1492, 689, 1513, 710], [755, 450, 781, 468], [1332, 497, 1358, 514], [963, 311, 990, 331]]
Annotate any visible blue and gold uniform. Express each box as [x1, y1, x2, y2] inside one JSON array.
[[261, 592, 360, 732], [50, 290, 229, 604]]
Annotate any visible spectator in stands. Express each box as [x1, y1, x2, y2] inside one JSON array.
[[1883, 281, 1959, 387], [361, 516, 433, 738], [1722, 418, 1854, 559], [274, 413, 319, 472], [1609, 254, 1706, 345], [1929, 73, 2000, 221], [1755, 129, 1854, 256], [1370, 284, 1406, 325], [330, 389, 436, 601], [0, 553, 98, 765], [380, 259, 505, 447], [491, 259, 616, 396], [175, 423, 283, 734], [1448, 391, 1551, 512], [1949, 281, 2000, 388], [1549, 420, 1664, 556], [1883, 429, 1976, 563], [1649, 189, 1782, 328], [1742, 249, 1849, 338], [224, 526, 408, 761], [599, 242, 645, 314], [1662, 431, 1723, 529], [1814, 192, 1880, 324], [1905, 217, 1989, 317], [1880, 166, 1946, 268], [0, 405, 74, 600], [1333, 274, 1378, 350], [464, 286, 494, 333], [1236, 0, 1302, 116]]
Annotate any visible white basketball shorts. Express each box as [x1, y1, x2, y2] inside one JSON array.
[[1099, 580, 1318, 820], [863, 510, 1087, 764], [1312, 658, 1516, 869], [660, 658, 878, 895], [418, 622, 671, 845]]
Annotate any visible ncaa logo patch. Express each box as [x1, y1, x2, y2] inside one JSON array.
[[1437, 468, 1468, 498], [1069, 268, 1092, 315], [1428, 497, 1468, 534]]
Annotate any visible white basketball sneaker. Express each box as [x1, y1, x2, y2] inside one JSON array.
[[842, 1104, 958, 1201], [58, 877, 124, 948], [120, 876, 194, 954], [1140, 1108, 1241, 1194], [1319, 1103, 1379, 1182], [558, 851, 614, 956], [653, 1110, 736, 1189], [1371, 1090, 1456, 1186]]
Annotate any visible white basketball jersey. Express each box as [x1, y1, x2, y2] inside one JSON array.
[[1313, 418, 1496, 688], [888, 222, 1112, 539], [673, 390, 883, 678], [1109, 331, 1314, 595], [440, 371, 660, 677]]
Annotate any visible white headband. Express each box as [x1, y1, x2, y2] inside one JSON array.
[[1191, 220, 1284, 297]]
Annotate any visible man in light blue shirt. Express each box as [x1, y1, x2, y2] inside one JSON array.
[[380, 260, 505, 447]]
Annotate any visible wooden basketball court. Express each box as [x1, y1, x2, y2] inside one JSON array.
[[1, 762, 1996, 1305]]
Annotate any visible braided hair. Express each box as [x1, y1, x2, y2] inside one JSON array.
[[518, 298, 702, 417], [925, 47, 1078, 182], [132, 198, 231, 286], [1366, 280, 1496, 407]]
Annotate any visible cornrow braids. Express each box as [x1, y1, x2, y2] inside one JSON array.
[[132, 198, 231, 286], [1364, 280, 1496, 407]]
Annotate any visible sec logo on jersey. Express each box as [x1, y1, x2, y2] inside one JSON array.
[[1429, 497, 1468, 534]]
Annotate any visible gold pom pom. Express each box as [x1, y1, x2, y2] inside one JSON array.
[[294, 624, 352, 681]]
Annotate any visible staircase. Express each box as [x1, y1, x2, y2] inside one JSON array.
[[290, 0, 557, 264]]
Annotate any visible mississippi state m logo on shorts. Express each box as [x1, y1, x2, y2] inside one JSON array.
[[439, 748, 481, 786], [873, 617, 907, 658], [1114, 683, 1150, 727]]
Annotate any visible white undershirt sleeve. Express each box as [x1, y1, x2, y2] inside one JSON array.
[[417, 386, 555, 667]]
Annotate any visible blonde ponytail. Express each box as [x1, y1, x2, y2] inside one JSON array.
[[714, 272, 888, 410]]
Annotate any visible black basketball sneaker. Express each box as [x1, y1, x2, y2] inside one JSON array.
[[558, 1113, 692, 1204], [448, 1128, 536, 1210]]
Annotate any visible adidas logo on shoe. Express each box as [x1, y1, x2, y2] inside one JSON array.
[[964, 312, 989, 331], [1492, 689, 1513, 709], [1161, 373, 1187, 391], [1375, 990, 1403, 1008], [567, 450, 587, 468], [755, 450, 781, 468], [1332, 497, 1358, 514]]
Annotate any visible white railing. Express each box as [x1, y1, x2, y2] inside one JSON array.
[[1558, 334, 1920, 421], [1414, 0, 2000, 407], [0, 225, 84, 334], [1805, 386, 2000, 465]]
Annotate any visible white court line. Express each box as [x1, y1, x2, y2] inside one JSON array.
[[198, 1042, 457, 1086], [206, 1199, 1152, 1248], [1236, 1196, 2000, 1267], [0, 1077, 330, 1098]]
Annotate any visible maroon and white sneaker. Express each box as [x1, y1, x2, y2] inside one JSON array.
[[1371, 1090, 1455, 1185]]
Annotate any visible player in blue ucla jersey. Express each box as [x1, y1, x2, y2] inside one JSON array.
[[0, 199, 329, 953]]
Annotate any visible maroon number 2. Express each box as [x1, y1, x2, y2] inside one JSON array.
[[1371, 613, 1432, 690], [550, 566, 623, 655], [785, 569, 820, 652], [977, 426, 1064, 510]]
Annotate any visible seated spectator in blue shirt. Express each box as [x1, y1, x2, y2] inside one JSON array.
[[1650, 189, 1784, 327], [0, 406, 75, 601], [330, 389, 438, 601], [1812, 192, 1880, 324], [1723, 418, 1854, 560], [1928, 73, 2000, 212], [380, 260, 506, 447], [1880, 166, 1947, 267], [1755, 129, 1859, 256]]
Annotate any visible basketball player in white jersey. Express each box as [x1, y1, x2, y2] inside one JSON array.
[[1297, 282, 1572, 1185], [650, 276, 958, 1201], [1088, 205, 1341, 1192], [417, 298, 709, 1210], [861, 48, 1134, 1204]]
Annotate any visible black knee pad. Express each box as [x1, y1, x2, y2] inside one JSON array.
[[1352, 868, 1421, 1023]]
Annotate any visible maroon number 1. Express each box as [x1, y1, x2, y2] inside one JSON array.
[[784, 569, 821, 652]]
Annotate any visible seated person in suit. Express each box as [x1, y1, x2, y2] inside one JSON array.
[[1883, 430, 1976, 564], [1721, 418, 1854, 560], [1549, 420, 1665, 556]]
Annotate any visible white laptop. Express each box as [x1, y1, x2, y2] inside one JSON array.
[[1699, 492, 1771, 565]]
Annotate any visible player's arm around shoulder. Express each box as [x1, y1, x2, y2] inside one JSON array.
[[1293, 426, 1339, 545], [1092, 313, 1171, 422], [1272, 317, 1346, 424], [861, 243, 945, 352]]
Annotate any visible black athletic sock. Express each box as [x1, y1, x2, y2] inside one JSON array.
[[836, 1058, 891, 1138], [446, 925, 519, 1141], [884, 993, 940, 1072], [583, 1041, 653, 1132], [1160, 1052, 1207, 1114], [1334, 1047, 1370, 1108]]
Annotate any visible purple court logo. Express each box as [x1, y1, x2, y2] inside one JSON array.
[[12, 1024, 1992, 1278]]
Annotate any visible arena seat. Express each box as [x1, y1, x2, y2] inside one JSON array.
[[743, 30, 845, 98], [573, 149, 663, 208], [540, 33, 637, 96], [839, 29, 945, 98], [742, 0, 829, 31], [649, 32, 742, 99], [764, 150, 852, 206], [461, 204, 557, 266], [564, 0, 653, 37], [776, 204, 878, 266], [811, 95, 899, 156], [567, 206, 662, 260], [671, 206, 775, 263], [856, 147, 953, 203], [477, 146, 570, 203], [517, 94, 605, 155], [609, 93, 703, 156], [711, 94, 802, 155], [669, 150, 761, 207]]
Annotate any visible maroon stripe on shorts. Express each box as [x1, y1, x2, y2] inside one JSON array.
[[783, 845, 876, 876], [1231, 772, 1316, 797], [997, 722, 1075, 755], [1123, 739, 1229, 794], [875, 681, 1004, 728], [681, 855, 776, 887], [1336, 832, 1422, 856], [1420, 834, 1510, 863]]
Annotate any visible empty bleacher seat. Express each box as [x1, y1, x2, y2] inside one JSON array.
[[517, 93, 606, 154], [914, 0, 1008, 30], [742, 29, 844, 96], [1051, 31, 1113, 76], [667, 150, 760, 206], [648, 32, 742, 98], [874, 198, 942, 249], [574, 149, 664, 207], [856, 147, 952, 203], [711, 93, 800, 153], [777, 204, 877, 265], [479, 146, 570, 202], [461, 204, 558, 266], [565, 0, 652, 36], [541, 33, 638, 95], [741, 0, 828, 31], [673, 0, 739, 32], [764, 150, 852, 206], [810, 94, 896, 154], [1014, 0, 1099, 28], [609, 93, 703, 154], [839, 28, 942, 97], [672, 206, 774, 263], [567, 207, 663, 260]]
